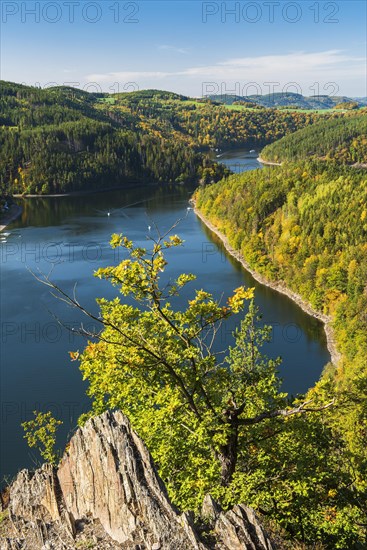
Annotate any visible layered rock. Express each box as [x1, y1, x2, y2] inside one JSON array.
[[57, 411, 202, 549], [1, 411, 277, 549]]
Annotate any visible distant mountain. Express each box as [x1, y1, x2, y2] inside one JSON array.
[[205, 92, 367, 109], [352, 97, 367, 105]]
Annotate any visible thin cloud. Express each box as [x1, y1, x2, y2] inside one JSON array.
[[86, 50, 366, 95], [88, 50, 364, 80], [158, 45, 190, 55], [219, 50, 354, 69]]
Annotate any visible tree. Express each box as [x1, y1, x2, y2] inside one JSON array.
[[38, 227, 333, 510], [22, 411, 63, 466]]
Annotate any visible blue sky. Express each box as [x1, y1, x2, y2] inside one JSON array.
[[1, 1, 366, 96]]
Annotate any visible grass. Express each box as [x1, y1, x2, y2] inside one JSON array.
[[182, 100, 206, 106], [222, 104, 260, 111], [0, 509, 9, 537], [75, 539, 96, 549], [97, 97, 116, 105]]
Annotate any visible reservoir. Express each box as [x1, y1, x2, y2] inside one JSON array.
[[0, 149, 330, 481]]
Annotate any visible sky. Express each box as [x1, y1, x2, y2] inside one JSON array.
[[0, 0, 366, 97]]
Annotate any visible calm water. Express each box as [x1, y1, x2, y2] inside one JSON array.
[[211, 148, 262, 173], [0, 150, 329, 481]]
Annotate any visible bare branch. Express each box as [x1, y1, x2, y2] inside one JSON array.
[[236, 399, 336, 426]]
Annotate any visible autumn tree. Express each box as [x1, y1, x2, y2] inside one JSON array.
[[39, 228, 333, 511]]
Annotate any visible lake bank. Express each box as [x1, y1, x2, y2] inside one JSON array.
[[258, 157, 367, 171], [257, 157, 282, 166], [0, 203, 22, 232], [12, 181, 160, 199], [193, 204, 341, 366]]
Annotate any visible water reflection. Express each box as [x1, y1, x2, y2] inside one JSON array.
[[1, 151, 329, 481]]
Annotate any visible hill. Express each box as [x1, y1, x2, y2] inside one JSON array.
[[0, 80, 339, 195], [0, 81, 228, 195], [195, 157, 367, 547], [195, 161, 367, 544], [261, 110, 367, 164]]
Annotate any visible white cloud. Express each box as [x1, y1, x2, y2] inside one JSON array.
[[219, 50, 354, 69], [86, 50, 366, 96]]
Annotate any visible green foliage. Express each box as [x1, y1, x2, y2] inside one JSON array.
[[73, 233, 299, 510], [22, 411, 63, 465], [196, 160, 367, 546], [0, 81, 229, 195], [261, 110, 367, 164], [65, 229, 366, 546], [0, 79, 335, 196], [334, 101, 359, 110], [122, 95, 329, 149], [0, 510, 8, 524], [8, 79, 367, 546]]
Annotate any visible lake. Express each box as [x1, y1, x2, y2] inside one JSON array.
[[0, 149, 330, 481]]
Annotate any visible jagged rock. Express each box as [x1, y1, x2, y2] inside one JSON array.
[[9, 464, 61, 523], [0, 539, 24, 550], [201, 494, 222, 525], [1, 411, 278, 549], [6, 463, 75, 548], [57, 410, 203, 548], [214, 505, 275, 549], [200, 496, 275, 549]]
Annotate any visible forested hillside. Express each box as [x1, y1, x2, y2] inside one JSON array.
[[0, 82, 230, 195], [112, 92, 331, 148], [261, 110, 367, 164], [0, 81, 339, 195], [195, 160, 367, 546]]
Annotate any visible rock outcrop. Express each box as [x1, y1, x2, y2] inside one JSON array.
[[1, 411, 277, 549]]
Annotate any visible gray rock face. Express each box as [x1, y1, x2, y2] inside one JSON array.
[[57, 411, 202, 549], [214, 505, 275, 550], [2, 411, 277, 549]]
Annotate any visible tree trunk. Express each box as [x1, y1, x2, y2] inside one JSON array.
[[218, 428, 238, 486]]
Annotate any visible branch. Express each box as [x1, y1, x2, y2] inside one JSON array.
[[236, 399, 335, 426], [31, 268, 203, 422]]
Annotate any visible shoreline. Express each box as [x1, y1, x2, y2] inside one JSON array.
[[12, 181, 157, 199], [193, 204, 341, 366], [0, 203, 23, 232], [11, 180, 194, 199], [257, 157, 282, 166], [258, 156, 367, 171]]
